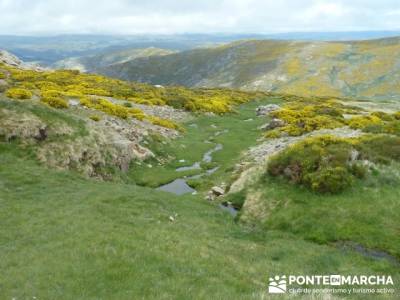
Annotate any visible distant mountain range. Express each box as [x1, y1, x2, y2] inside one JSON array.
[[99, 37, 400, 100], [1, 31, 400, 65]]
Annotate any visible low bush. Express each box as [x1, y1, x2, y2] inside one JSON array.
[[267, 135, 365, 193], [347, 115, 383, 130], [147, 116, 183, 131], [303, 166, 353, 194], [356, 135, 400, 164], [89, 115, 101, 122], [41, 96, 69, 109], [266, 100, 347, 137], [267, 134, 400, 193], [6, 88, 33, 100]]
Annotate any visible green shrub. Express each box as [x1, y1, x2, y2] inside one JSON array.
[[304, 167, 353, 193], [356, 135, 400, 164], [6, 88, 33, 100], [267, 135, 365, 194]]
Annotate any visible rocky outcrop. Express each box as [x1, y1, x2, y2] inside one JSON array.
[[0, 50, 45, 71], [255, 104, 280, 116], [0, 103, 159, 179]]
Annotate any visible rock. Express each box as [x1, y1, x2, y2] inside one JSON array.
[[205, 191, 216, 201], [34, 126, 48, 142], [256, 104, 280, 116], [0, 50, 45, 71], [268, 118, 285, 129], [179, 159, 185, 163], [211, 186, 225, 196], [68, 99, 80, 106], [350, 149, 359, 162], [259, 119, 285, 131]]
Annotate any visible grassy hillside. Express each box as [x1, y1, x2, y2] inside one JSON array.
[[1, 140, 399, 299], [101, 37, 400, 100]]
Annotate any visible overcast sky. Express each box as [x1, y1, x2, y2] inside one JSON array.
[[0, 0, 399, 35]]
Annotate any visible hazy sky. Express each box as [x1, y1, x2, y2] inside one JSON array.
[[0, 0, 399, 35]]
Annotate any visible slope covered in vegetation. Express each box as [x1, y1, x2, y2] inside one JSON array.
[[1, 49, 400, 299], [101, 37, 400, 100]]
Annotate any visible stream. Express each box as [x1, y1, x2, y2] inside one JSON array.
[[156, 143, 223, 195], [157, 129, 227, 195]]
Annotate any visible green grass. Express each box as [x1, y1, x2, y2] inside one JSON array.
[[247, 173, 400, 259], [1, 143, 399, 299], [129, 98, 275, 189], [0, 97, 88, 141]]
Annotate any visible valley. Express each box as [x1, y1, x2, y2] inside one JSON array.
[[1, 38, 400, 299]]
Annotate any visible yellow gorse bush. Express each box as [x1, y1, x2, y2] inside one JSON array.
[[6, 87, 33, 100], [41, 96, 69, 109], [266, 99, 349, 137], [1, 64, 265, 129], [347, 115, 383, 130]]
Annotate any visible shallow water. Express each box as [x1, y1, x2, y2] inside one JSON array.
[[176, 162, 201, 172], [219, 203, 238, 217], [156, 179, 196, 195], [159, 132, 224, 195], [203, 144, 223, 163]]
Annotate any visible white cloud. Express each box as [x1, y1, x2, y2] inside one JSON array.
[[0, 0, 398, 35]]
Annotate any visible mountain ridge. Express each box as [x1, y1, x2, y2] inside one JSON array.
[[100, 37, 400, 100]]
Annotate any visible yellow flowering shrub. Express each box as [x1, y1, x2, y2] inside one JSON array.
[[41, 96, 69, 109], [266, 99, 347, 138], [347, 115, 383, 130], [6, 88, 33, 99], [89, 115, 101, 122], [146, 116, 183, 131]]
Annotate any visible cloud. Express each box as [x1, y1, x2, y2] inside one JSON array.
[[0, 0, 399, 35]]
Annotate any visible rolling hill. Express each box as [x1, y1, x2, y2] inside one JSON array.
[[101, 37, 400, 100], [53, 47, 176, 72]]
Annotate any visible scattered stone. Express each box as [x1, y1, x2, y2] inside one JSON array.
[[256, 104, 280, 116], [265, 118, 285, 130], [179, 159, 186, 163], [205, 191, 216, 201], [211, 186, 225, 196], [68, 99, 80, 106]]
